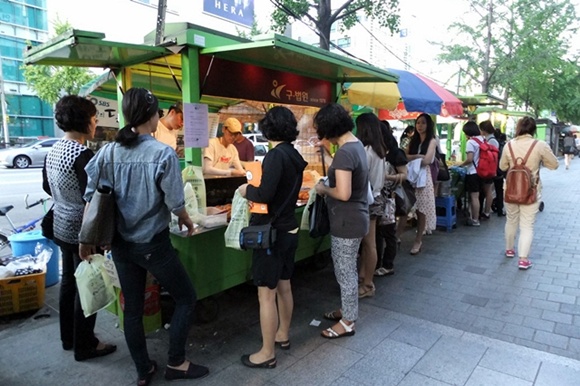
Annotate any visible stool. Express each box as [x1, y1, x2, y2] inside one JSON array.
[[436, 196, 456, 232]]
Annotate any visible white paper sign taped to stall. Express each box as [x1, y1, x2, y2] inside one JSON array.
[[183, 103, 209, 148]]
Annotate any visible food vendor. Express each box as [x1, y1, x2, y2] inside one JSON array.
[[154, 102, 183, 150], [202, 117, 247, 177]]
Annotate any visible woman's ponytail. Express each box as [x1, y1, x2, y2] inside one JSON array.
[[115, 124, 139, 147]]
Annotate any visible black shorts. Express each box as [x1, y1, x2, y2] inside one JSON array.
[[252, 231, 299, 289], [465, 173, 482, 193]]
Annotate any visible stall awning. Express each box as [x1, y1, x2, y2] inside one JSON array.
[[24, 25, 399, 108], [24, 29, 171, 68], [200, 33, 399, 84]]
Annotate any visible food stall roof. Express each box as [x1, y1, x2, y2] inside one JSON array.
[[458, 93, 506, 107], [24, 25, 398, 106]]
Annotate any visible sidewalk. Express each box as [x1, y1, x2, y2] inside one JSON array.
[[1, 156, 579, 386]]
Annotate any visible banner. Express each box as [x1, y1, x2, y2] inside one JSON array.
[[203, 0, 254, 28]]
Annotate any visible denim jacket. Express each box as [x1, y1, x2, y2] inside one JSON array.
[[84, 135, 185, 243]]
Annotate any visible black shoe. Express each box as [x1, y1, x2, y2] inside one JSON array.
[[137, 360, 157, 386], [62, 341, 73, 351], [74, 343, 117, 362], [241, 354, 277, 369], [165, 362, 209, 380], [275, 340, 291, 350]]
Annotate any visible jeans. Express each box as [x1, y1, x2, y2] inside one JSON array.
[[58, 242, 98, 352], [112, 228, 196, 378]]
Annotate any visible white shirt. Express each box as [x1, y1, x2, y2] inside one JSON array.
[[153, 120, 177, 150]]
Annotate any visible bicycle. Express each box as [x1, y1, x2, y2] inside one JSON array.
[[0, 194, 51, 256]]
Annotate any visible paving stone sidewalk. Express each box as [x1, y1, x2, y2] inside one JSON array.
[[1, 156, 579, 385]]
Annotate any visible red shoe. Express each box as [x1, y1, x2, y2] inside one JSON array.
[[518, 259, 533, 270], [505, 249, 515, 258]]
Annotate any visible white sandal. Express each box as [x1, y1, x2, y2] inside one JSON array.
[[321, 319, 355, 339]]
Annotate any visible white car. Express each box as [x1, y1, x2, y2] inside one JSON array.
[[0, 138, 59, 168], [254, 143, 268, 163], [244, 133, 267, 144]]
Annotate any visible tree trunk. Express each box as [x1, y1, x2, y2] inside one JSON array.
[[482, 0, 493, 93], [318, 0, 332, 50]]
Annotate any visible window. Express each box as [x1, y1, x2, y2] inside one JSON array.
[[337, 37, 351, 48], [2, 58, 24, 82]]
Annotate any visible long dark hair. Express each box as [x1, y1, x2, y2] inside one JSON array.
[[380, 121, 399, 154], [115, 88, 159, 147], [355, 113, 386, 159], [408, 113, 435, 155]]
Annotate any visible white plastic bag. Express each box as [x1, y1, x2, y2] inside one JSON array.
[[224, 190, 250, 250], [300, 187, 317, 231], [74, 254, 116, 317]]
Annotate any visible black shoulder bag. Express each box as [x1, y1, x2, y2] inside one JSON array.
[[239, 146, 301, 250]]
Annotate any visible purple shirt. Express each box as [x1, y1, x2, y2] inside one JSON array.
[[233, 137, 255, 162]]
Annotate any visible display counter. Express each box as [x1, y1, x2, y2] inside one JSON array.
[[170, 205, 330, 301]]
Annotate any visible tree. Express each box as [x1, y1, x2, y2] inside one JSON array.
[[22, 19, 94, 105], [437, 0, 578, 118], [270, 0, 400, 50]]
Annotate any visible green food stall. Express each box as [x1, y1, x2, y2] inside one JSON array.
[[23, 23, 399, 306]]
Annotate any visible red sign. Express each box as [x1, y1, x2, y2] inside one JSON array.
[[199, 56, 332, 107]]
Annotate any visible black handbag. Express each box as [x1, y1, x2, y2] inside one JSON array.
[[307, 145, 331, 238], [308, 193, 330, 238], [78, 145, 117, 246], [394, 180, 416, 216], [41, 206, 54, 240], [239, 146, 300, 250]]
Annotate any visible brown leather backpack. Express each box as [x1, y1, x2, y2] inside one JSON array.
[[504, 140, 538, 205]]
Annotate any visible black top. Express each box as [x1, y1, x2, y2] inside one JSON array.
[[246, 142, 307, 232]]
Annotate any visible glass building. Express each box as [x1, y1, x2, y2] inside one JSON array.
[[0, 0, 52, 138]]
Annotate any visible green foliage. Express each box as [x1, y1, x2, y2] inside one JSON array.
[[21, 18, 94, 105], [437, 0, 578, 121], [270, 0, 400, 50]]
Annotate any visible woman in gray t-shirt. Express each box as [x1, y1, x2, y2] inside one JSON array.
[[314, 103, 369, 340]]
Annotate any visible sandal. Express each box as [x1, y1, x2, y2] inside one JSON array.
[[358, 284, 375, 298], [321, 319, 355, 339], [323, 310, 342, 321], [137, 360, 157, 386]]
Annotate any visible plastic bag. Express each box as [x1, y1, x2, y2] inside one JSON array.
[[300, 187, 317, 230], [182, 164, 207, 213], [224, 190, 250, 250], [74, 254, 116, 317]]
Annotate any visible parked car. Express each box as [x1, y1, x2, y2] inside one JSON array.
[[254, 143, 268, 163], [0, 137, 59, 168], [244, 133, 267, 144]]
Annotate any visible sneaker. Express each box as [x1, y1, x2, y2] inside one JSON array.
[[480, 212, 491, 220], [374, 267, 395, 277], [518, 259, 533, 270], [505, 249, 515, 258]]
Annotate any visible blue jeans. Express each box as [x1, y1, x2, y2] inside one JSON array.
[[112, 228, 196, 377]]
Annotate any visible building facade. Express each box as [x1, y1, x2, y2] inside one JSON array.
[[0, 0, 52, 138]]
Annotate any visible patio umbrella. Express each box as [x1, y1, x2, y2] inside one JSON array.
[[378, 69, 464, 120], [344, 82, 401, 110]]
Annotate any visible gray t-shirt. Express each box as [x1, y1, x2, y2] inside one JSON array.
[[327, 141, 369, 238]]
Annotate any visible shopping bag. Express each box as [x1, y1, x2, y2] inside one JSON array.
[[224, 190, 250, 250], [74, 254, 116, 317]]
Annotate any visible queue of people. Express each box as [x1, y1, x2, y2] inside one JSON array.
[[42, 90, 559, 383]]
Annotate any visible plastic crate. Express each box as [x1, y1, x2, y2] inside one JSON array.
[[0, 270, 46, 316], [436, 196, 457, 232]]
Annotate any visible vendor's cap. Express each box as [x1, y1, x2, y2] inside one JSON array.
[[223, 117, 242, 134]]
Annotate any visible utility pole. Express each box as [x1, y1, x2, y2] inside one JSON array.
[[0, 57, 9, 147], [155, 0, 168, 45]]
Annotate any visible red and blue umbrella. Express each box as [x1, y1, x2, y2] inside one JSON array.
[[379, 68, 464, 120]]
